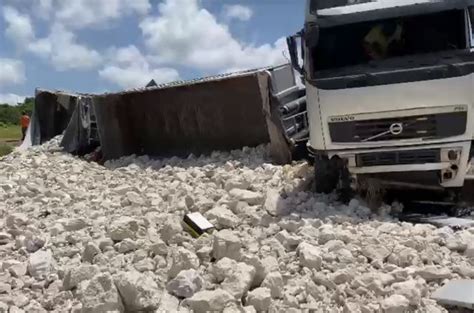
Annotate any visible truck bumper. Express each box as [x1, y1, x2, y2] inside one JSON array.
[[316, 141, 472, 188]]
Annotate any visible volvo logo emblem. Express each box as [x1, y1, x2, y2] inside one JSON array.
[[389, 123, 403, 135]]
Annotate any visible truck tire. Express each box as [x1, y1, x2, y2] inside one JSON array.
[[314, 156, 339, 194]]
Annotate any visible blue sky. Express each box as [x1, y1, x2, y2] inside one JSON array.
[[0, 0, 305, 105]]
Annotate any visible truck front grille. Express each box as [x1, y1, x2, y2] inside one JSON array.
[[356, 149, 440, 167], [329, 111, 467, 143]]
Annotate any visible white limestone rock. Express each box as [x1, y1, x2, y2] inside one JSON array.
[[79, 273, 124, 313], [113, 271, 161, 311], [210, 258, 238, 283], [264, 189, 287, 216], [63, 265, 100, 290], [213, 230, 242, 261], [415, 266, 451, 282], [82, 242, 101, 263], [28, 250, 54, 279], [297, 242, 322, 270], [148, 238, 168, 256], [184, 289, 234, 313], [275, 230, 301, 251], [6, 213, 28, 230], [97, 238, 114, 252], [2, 260, 27, 278], [229, 189, 263, 205], [160, 216, 184, 244], [0, 283, 11, 294], [221, 262, 256, 299], [246, 287, 271, 312], [390, 279, 425, 306], [361, 244, 390, 262], [206, 206, 239, 229], [60, 218, 88, 232], [167, 269, 204, 298], [168, 247, 200, 279], [261, 272, 284, 299], [108, 217, 139, 241], [465, 242, 474, 258], [224, 179, 250, 192], [380, 294, 409, 313], [115, 238, 138, 253], [0, 233, 12, 245]]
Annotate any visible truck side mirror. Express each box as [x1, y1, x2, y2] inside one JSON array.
[[286, 33, 304, 75]]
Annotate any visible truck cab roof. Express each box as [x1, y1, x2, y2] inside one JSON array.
[[308, 0, 474, 26]]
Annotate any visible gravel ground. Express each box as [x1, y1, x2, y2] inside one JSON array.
[[0, 137, 473, 312]]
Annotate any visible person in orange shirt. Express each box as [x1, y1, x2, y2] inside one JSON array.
[[20, 111, 30, 141]]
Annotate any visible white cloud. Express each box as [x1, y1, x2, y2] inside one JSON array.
[[2, 6, 35, 48], [28, 24, 102, 71], [3, 0, 151, 28], [0, 59, 25, 87], [0, 93, 26, 105], [140, 0, 287, 73], [99, 45, 180, 89], [223, 5, 253, 21], [54, 0, 151, 29], [1, 3, 102, 71]]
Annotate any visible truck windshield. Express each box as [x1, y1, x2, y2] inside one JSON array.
[[311, 9, 466, 72]]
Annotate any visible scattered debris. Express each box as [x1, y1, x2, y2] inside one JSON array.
[[183, 212, 214, 237]]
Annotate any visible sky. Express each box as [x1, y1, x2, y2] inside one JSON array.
[[0, 0, 305, 105]]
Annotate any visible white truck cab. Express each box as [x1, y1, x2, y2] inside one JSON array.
[[288, 0, 474, 194]]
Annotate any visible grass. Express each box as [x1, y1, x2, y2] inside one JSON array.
[[0, 124, 21, 141], [0, 124, 21, 157]]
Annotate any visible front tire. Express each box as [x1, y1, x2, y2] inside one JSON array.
[[314, 156, 339, 194]]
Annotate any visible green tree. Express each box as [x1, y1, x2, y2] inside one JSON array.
[[0, 97, 34, 125]]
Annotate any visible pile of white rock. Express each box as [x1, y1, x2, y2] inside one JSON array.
[[0, 138, 473, 312]]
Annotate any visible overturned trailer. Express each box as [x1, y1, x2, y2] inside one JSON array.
[[25, 64, 308, 164]]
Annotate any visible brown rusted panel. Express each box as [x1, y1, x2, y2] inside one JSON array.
[[94, 73, 271, 160]]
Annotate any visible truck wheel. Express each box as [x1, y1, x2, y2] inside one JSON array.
[[314, 156, 339, 193], [337, 165, 353, 203]]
